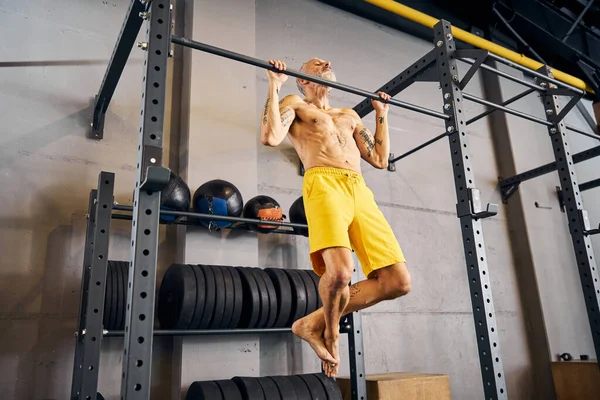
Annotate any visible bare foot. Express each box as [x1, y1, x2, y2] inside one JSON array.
[[324, 332, 340, 378], [292, 315, 336, 365]]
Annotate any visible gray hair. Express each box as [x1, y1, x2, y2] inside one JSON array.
[[296, 61, 309, 96]]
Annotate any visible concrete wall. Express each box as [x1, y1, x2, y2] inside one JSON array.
[[0, 0, 175, 399], [1, 0, 599, 399]]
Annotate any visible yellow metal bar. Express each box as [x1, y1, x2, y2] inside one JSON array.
[[364, 0, 594, 93]]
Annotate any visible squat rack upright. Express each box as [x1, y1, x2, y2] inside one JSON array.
[[71, 1, 600, 399]]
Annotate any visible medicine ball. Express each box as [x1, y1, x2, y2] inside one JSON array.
[[289, 196, 308, 236], [193, 179, 243, 229], [243, 195, 284, 233], [160, 171, 191, 222]]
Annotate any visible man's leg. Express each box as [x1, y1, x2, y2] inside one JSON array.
[[293, 258, 411, 377]]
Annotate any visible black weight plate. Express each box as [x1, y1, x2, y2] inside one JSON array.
[[249, 268, 270, 329], [256, 377, 281, 400], [313, 372, 343, 400], [103, 261, 112, 330], [115, 261, 124, 331], [254, 268, 278, 328], [232, 376, 265, 400], [264, 268, 293, 328], [185, 380, 224, 400], [297, 270, 317, 316], [109, 261, 118, 330], [121, 261, 129, 330], [189, 264, 207, 330], [286, 375, 312, 400], [158, 264, 197, 329], [228, 266, 244, 328], [235, 267, 260, 329], [307, 270, 322, 309], [214, 379, 243, 400], [198, 264, 216, 329], [209, 265, 226, 329], [269, 376, 297, 400], [284, 270, 308, 326], [217, 265, 235, 329], [298, 374, 327, 400]]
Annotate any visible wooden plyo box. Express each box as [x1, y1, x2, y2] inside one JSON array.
[[551, 360, 600, 400], [337, 372, 452, 400]]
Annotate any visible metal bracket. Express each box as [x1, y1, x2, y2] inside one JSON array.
[[579, 210, 600, 235], [387, 153, 396, 172], [140, 166, 170, 192], [499, 180, 520, 203], [586, 224, 600, 235], [455, 49, 489, 89], [457, 188, 499, 219], [556, 186, 566, 213], [556, 94, 583, 122]]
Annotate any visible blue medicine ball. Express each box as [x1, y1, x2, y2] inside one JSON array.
[[193, 179, 244, 229]]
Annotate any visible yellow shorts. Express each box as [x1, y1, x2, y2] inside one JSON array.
[[302, 166, 406, 277]]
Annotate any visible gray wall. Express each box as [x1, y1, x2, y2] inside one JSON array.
[[0, 0, 598, 399]]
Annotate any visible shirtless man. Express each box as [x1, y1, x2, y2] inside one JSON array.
[[260, 58, 412, 378]]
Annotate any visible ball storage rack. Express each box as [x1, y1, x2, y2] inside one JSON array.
[[71, 1, 600, 400]]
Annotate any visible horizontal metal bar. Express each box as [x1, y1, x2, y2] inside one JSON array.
[[171, 35, 449, 120], [466, 88, 536, 125], [580, 178, 600, 192], [113, 205, 309, 229], [460, 58, 544, 92], [105, 328, 294, 337], [500, 145, 600, 186], [390, 131, 447, 163], [566, 124, 600, 141], [463, 93, 553, 127], [487, 53, 585, 95]]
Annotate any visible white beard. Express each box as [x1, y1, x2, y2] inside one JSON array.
[[317, 70, 337, 82]]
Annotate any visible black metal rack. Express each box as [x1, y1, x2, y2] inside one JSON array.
[[70, 1, 600, 399]]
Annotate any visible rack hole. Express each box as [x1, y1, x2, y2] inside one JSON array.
[[94, 309, 98, 313], [154, 66, 160, 72], [151, 117, 157, 122], [154, 82, 160, 88], [96, 281, 101, 286], [137, 360, 143, 367], [146, 209, 152, 215], [135, 384, 142, 391], [143, 249, 150, 256], [138, 337, 144, 344], [144, 229, 151, 235], [152, 99, 158, 105], [141, 292, 147, 299], [142, 270, 148, 277], [139, 314, 146, 321]]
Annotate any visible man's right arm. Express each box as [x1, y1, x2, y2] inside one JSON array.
[[260, 60, 299, 146]]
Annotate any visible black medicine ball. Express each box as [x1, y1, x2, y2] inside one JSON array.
[[193, 179, 244, 229]]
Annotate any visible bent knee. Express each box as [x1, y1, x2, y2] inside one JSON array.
[[379, 268, 412, 299], [323, 266, 353, 289]]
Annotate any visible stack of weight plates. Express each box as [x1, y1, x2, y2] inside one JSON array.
[[103, 261, 129, 331], [185, 372, 342, 400], [157, 264, 322, 330]]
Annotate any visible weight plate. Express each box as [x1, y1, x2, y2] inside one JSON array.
[[198, 264, 216, 329], [228, 266, 244, 329], [121, 261, 129, 330], [109, 261, 118, 330], [254, 268, 278, 328], [214, 379, 243, 400], [157, 264, 197, 329], [256, 377, 281, 400], [286, 375, 312, 400], [269, 376, 297, 400], [297, 270, 317, 316], [284, 270, 308, 326], [218, 266, 235, 329], [103, 261, 112, 330], [115, 261, 124, 331], [307, 270, 322, 309], [264, 268, 293, 328], [185, 380, 223, 400], [313, 372, 343, 400], [232, 376, 265, 400], [189, 264, 207, 330], [235, 267, 260, 329], [298, 374, 327, 400], [249, 268, 270, 329], [209, 265, 226, 329]]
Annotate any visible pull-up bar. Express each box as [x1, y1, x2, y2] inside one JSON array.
[[170, 35, 449, 121]]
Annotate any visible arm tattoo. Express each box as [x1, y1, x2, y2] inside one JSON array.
[[359, 127, 375, 157], [280, 108, 294, 128], [378, 116, 384, 124], [375, 138, 383, 146], [262, 98, 270, 125]]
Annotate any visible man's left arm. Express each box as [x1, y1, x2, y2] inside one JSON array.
[[352, 91, 391, 169]]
